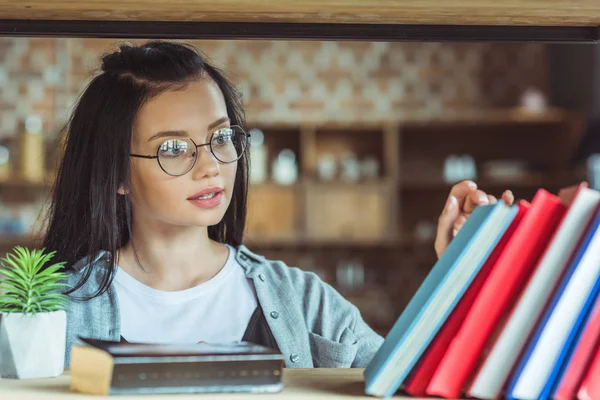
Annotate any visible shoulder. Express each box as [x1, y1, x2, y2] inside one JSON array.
[[237, 245, 336, 294], [236, 244, 360, 328], [62, 250, 115, 297]]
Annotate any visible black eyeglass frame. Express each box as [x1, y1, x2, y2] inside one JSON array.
[[129, 125, 251, 177]]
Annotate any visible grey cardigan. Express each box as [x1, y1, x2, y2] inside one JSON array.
[[63, 245, 384, 368]]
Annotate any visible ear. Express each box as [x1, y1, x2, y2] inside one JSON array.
[[117, 183, 129, 195]]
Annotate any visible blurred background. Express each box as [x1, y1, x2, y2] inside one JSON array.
[[0, 38, 599, 336]]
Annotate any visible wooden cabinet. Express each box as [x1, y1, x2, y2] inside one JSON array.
[[305, 182, 392, 241], [246, 184, 301, 241], [244, 109, 585, 248], [244, 122, 400, 245]]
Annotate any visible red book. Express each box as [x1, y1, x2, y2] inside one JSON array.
[[465, 183, 595, 400], [402, 201, 528, 397], [578, 341, 600, 400], [556, 295, 600, 400], [426, 189, 567, 399]]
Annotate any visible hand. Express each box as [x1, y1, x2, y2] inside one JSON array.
[[434, 180, 515, 258]]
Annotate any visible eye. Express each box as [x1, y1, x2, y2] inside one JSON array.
[[158, 139, 191, 158], [212, 128, 233, 147]]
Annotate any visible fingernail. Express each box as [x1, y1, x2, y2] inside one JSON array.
[[466, 181, 477, 188], [446, 195, 457, 210], [479, 194, 489, 204], [507, 190, 513, 197]]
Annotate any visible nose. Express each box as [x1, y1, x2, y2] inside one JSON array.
[[191, 145, 219, 180]]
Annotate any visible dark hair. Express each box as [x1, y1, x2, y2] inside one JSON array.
[[43, 40, 248, 298]]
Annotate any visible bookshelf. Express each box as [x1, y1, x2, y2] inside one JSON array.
[[245, 108, 585, 248], [0, 107, 588, 335], [242, 108, 586, 334]]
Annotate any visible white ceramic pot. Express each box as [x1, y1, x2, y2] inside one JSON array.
[[0, 310, 66, 379]]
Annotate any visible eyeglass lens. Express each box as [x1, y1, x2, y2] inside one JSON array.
[[156, 126, 247, 176]]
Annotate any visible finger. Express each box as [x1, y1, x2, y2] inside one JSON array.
[[501, 190, 514, 205], [453, 214, 468, 233], [435, 195, 459, 258], [449, 180, 478, 210], [463, 189, 490, 213], [557, 185, 581, 205], [487, 194, 498, 204]]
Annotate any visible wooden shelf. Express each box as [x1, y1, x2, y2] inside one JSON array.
[[0, 235, 37, 250], [400, 173, 583, 192], [249, 182, 303, 190], [0, 0, 597, 26], [1, 234, 421, 253], [244, 236, 413, 250], [306, 179, 395, 189], [252, 108, 579, 132], [0, 1, 597, 42], [399, 108, 581, 129], [0, 179, 51, 191]]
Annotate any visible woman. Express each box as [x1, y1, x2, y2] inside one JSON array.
[[43, 40, 514, 368]]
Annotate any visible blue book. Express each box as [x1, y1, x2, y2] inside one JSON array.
[[506, 209, 600, 400], [364, 202, 518, 398]]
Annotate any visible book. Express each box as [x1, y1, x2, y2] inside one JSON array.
[[553, 293, 600, 400], [577, 335, 600, 400], [533, 280, 600, 400], [403, 201, 527, 397], [69, 337, 285, 396], [364, 202, 518, 398], [507, 208, 600, 400], [468, 184, 600, 400], [427, 189, 566, 399]]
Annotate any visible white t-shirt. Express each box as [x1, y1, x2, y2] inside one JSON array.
[[114, 245, 258, 344]]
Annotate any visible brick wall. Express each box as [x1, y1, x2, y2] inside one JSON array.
[[0, 38, 548, 138]]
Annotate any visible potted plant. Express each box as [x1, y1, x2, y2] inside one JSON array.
[[0, 246, 68, 379]]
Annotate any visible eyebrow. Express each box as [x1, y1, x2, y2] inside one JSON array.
[[147, 116, 230, 142]]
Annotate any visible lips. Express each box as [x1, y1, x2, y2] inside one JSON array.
[[187, 187, 224, 209], [187, 187, 224, 200]]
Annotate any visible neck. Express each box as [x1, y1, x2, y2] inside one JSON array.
[[117, 218, 230, 291]]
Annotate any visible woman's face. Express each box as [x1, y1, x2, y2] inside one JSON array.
[[126, 79, 238, 230]]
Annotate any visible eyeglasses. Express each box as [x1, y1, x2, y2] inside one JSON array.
[[129, 125, 250, 176]]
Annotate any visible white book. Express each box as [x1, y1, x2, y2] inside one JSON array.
[[468, 188, 600, 400], [509, 209, 600, 400]]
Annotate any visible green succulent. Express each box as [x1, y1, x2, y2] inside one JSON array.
[[0, 246, 69, 314]]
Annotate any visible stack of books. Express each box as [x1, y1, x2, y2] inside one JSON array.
[[364, 183, 600, 400]]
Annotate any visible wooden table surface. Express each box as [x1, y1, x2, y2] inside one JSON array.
[[0, 368, 413, 399], [0, 0, 598, 26]]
